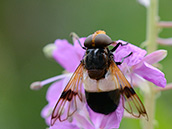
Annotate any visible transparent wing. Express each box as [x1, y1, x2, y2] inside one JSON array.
[[51, 63, 84, 125], [110, 61, 148, 119]]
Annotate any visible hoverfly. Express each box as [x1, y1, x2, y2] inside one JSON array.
[[51, 30, 148, 125]]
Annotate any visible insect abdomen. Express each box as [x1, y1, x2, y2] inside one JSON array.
[[85, 89, 120, 115]]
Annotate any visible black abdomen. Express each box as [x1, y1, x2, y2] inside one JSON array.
[[85, 89, 120, 115]]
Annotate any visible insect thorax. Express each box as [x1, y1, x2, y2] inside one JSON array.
[[83, 47, 112, 80]]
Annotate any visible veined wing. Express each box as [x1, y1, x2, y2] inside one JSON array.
[[51, 62, 84, 125], [110, 61, 148, 119]]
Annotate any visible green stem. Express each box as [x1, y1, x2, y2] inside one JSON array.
[[143, 0, 159, 129], [146, 0, 159, 53], [143, 83, 156, 129]]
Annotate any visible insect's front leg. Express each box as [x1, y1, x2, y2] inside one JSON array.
[[115, 52, 133, 65], [110, 42, 128, 52]]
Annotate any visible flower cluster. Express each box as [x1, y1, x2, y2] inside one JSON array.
[[31, 36, 167, 129]]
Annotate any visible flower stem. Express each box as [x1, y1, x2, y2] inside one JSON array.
[[143, 83, 156, 129], [157, 37, 172, 45], [146, 0, 159, 54], [143, 0, 159, 129], [157, 21, 172, 28]]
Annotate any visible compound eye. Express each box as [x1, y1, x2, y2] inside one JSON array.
[[94, 34, 112, 47], [84, 35, 93, 48], [84, 32, 112, 48]]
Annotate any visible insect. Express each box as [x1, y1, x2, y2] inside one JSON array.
[[51, 30, 148, 125]]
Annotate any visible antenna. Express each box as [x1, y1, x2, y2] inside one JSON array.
[[70, 32, 86, 50]]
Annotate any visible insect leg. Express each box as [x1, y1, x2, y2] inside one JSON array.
[[116, 52, 133, 65], [110, 42, 128, 52]]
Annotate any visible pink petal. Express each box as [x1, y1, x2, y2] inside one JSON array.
[[74, 113, 94, 129], [42, 76, 71, 125], [72, 103, 96, 129], [46, 75, 71, 103], [41, 80, 65, 125], [46, 80, 64, 103], [133, 62, 166, 87], [41, 103, 53, 125], [53, 39, 81, 72], [88, 98, 124, 129], [99, 98, 124, 129], [74, 37, 86, 60], [114, 40, 147, 66], [131, 73, 150, 92], [143, 50, 167, 64], [50, 120, 80, 129]]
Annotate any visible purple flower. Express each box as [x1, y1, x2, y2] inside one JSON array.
[[114, 40, 167, 88], [31, 37, 167, 129], [50, 101, 123, 129], [53, 38, 86, 72]]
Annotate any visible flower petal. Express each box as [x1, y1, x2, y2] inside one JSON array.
[[50, 120, 80, 129], [87, 98, 124, 129], [114, 40, 147, 66], [41, 103, 53, 125], [133, 62, 166, 87], [42, 75, 72, 125], [142, 50, 167, 64], [53, 39, 81, 72], [41, 80, 65, 125], [74, 113, 94, 129], [74, 37, 86, 60], [100, 98, 124, 129], [46, 79, 66, 103], [131, 73, 150, 93]]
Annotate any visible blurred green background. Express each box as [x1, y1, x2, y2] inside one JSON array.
[[0, 0, 172, 129]]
